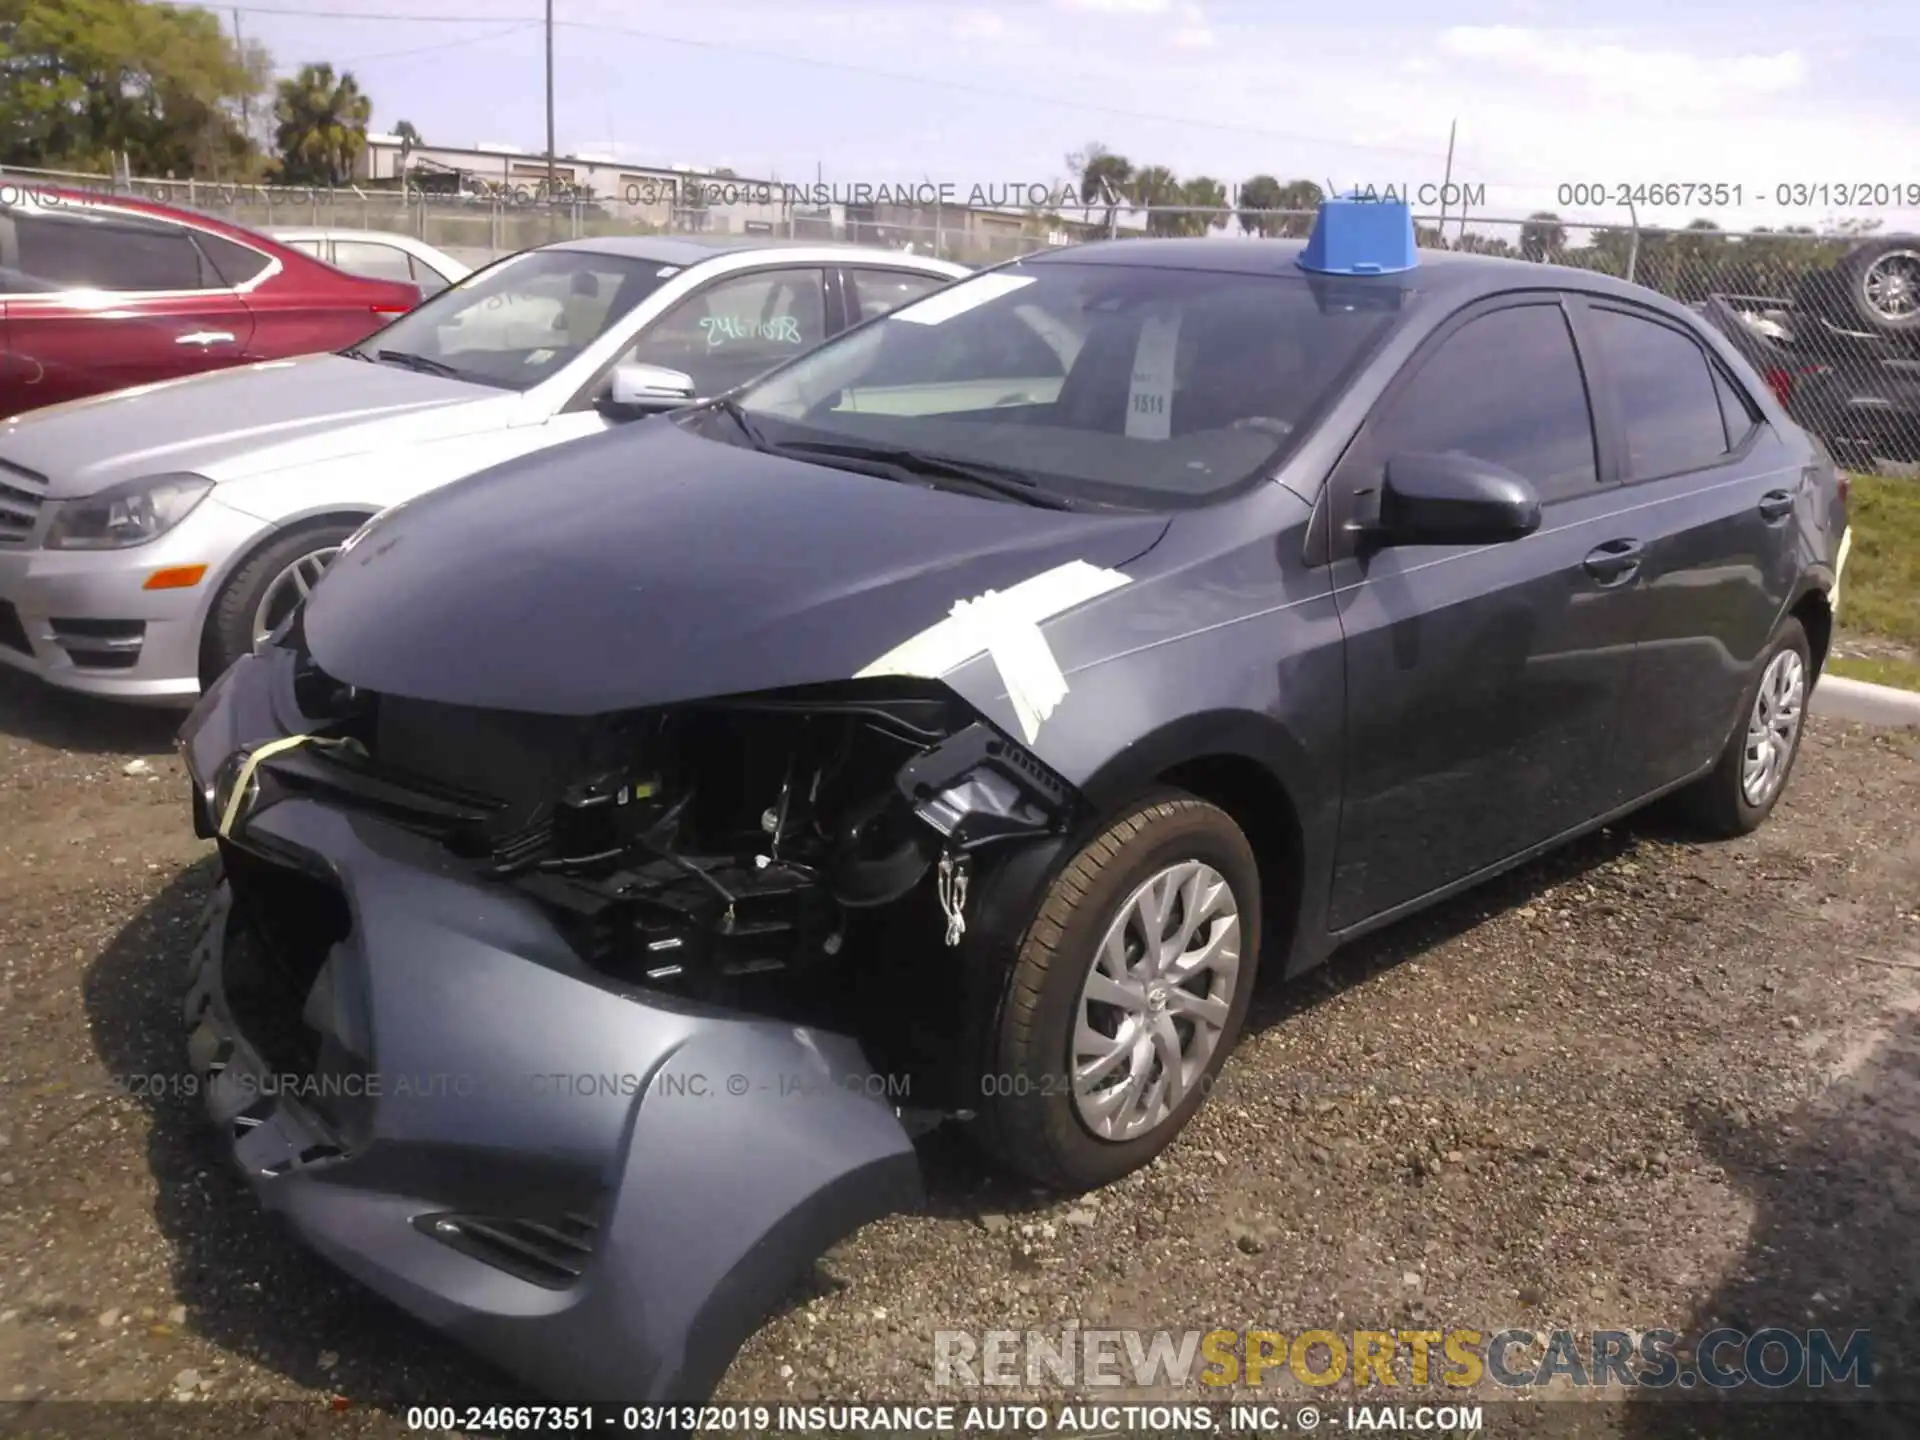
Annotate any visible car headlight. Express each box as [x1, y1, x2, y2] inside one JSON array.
[[43, 473, 213, 550]]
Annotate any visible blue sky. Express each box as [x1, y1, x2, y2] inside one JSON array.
[[201, 0, 1920, 232]]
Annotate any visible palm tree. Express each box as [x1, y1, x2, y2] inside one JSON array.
[[273, 63, 373, 186], [1073, 144, 1135, 232], [1519, 211, 1567, 262], [1180, 176, 1227, 235], [394, 118, 421, 171], [1273, 179, 1324, 238], [1132, 166, 1184, 235], [1236, 174, 1284, 236]]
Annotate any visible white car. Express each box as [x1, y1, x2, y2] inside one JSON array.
[[267, 228, 480, 298], [0, 237, 968, 704]]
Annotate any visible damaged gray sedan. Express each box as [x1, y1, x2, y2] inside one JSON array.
[[176, 209, 1844, 1405]]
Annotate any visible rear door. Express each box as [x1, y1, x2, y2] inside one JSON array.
[[1325, 295, 1644, 929], [1576, 299, 1807, 805], [0, 201, 257, 410]]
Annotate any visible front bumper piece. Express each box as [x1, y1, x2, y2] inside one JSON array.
[[177, 651, 924, 1404]]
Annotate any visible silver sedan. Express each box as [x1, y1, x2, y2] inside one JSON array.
[[0, 236, 966, 704]]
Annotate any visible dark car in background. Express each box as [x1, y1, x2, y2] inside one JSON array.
[[0, 187, 421, 419], [177, 205, 1846, 1407], [1698, 234, 1920, 470]]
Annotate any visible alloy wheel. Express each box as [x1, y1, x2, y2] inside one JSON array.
[[251, 544, 342, 647], [1862, 249, 1920, 324], [1070, 859, 1242, 1143], [1741, 648, 1806, 808]]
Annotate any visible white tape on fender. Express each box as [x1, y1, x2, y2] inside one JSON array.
[[856, 559, 1133, 742], [1831, 524, 1853, 617]]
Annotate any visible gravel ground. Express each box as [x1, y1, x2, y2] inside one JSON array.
[[2, 666, 1919, 1438]]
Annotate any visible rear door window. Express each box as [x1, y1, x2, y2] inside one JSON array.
[[1713, 365, 1760, 449], [193, 232, 273, 287], [846, 268, 950, 323], [333, 240, 419, 285], [1590, 307, 1732, 479]]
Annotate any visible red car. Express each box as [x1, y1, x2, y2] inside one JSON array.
[[0, 186, 421, 418]]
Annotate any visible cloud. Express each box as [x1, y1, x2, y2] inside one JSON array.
[[1171, 3, 1215, 48], [1053, 0, 1173, 12], [1437, 26, 1806, 113], [951, 8, 1011, 39]]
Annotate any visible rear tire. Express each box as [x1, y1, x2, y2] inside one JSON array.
[[200, 519, 360, 687], [1676, 616, 1812, 838], [975, 791, 1261, 1193]]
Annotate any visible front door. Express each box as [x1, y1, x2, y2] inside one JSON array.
[[1325, 296, 1644, 930]]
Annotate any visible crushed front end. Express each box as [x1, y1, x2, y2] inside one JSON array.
[[175, 616, 1081, 1403]]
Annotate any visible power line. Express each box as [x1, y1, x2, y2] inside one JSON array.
[[188, 3, 1456, 162], [333, 21, 537, 67]]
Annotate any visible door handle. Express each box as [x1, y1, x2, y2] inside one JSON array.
[[175, 330, 236, 346], [1583, 538, 1644, 584], [1758, 489, 1794, 521]]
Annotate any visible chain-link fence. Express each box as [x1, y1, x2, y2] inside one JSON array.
[[5, 169, 1917, 473], [0, 166, 1074, 269]]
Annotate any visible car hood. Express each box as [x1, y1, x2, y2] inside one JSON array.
[[0, 353, 513, 499], [305, 419, 1172, 715]]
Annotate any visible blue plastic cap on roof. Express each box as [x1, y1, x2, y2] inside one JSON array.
[[1296, 193, 1419, 276]]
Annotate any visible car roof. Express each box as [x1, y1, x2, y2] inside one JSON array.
[[1024, 236, 1683, 311], [543, 233, 965, 268]]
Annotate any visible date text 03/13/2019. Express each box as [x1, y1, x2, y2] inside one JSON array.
[[1555, 182, 1920, 209]]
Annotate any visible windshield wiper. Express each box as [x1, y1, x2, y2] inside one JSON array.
[[705, 396, 773, 452], [375, 349, 465, 380], [769, 439, 1075, 510]]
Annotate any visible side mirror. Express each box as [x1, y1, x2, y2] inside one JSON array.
[[1358, 452, 1542, 547], [600, 362, 698, 417]]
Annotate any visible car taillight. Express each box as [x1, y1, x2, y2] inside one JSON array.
[[371, 303, 410, 315], [1837, 472, 1850, 505], [1762, 366, 1793, 406]]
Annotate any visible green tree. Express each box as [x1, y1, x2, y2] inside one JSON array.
[[0, 0, 263, 176], [1069, 142, 1133, 231], [1235, 173, 1284, 235], [1272, 179, 1324, 237], [1519, 210, 1566, 262], [1132, 165, 1185, 235], [273, 61, 371, 186], [1179, 175, 1226, 235]]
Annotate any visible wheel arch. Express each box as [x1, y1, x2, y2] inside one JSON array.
[[1790, 585, 1833, 678], [195, 506, 379, 684], [1068, 708, 1329, 978]]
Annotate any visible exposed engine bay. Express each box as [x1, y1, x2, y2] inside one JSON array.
[[226, 631, 1082, 1094]]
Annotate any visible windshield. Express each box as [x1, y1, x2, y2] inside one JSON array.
[[723, 259, 1405, 508], [352, 247, 675, 390]]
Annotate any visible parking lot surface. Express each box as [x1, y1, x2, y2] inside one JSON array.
[[2, 666, 1918, 1437]]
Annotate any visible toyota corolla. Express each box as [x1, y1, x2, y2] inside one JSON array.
[[175, 200, 1847, 1407]]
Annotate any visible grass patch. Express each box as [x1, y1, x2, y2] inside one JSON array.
[[1839, 472, 1920, 650], [1828, 654, 1920, 691]]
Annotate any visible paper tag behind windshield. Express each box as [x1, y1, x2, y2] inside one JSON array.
[[1125, 311, 1181, 441]]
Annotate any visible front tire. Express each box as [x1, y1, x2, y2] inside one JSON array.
[[976, 791, 1261, 1192], [200, 520, 360, 687], [1677, 616, 1812, 838]]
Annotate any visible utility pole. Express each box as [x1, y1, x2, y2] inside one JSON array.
[[234, 9, 249, 136], [544, 0, 557, 201], [1437, 117, 1456, 238]]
